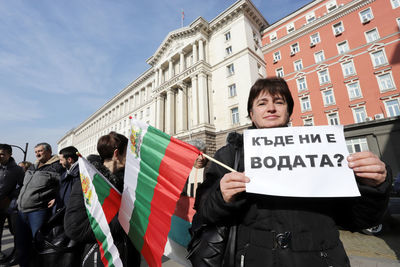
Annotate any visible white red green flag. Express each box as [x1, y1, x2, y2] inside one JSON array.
[[118, 119, 199, 267], [78, 156, 123, 267]]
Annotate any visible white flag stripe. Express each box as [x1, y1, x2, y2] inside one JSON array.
[[79, 157, 123, 267], [118, 119, 149, 233]]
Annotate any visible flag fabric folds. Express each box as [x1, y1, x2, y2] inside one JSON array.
[[78, 156, 123, 267], [164, 195, 196, 266], [118, 119, 199, 267]]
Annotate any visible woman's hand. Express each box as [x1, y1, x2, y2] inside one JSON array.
[[347, 151, 387, 187], [220, 172, 250, 203]]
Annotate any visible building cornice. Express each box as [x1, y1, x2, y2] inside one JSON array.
[[262, 0, 376, 54]]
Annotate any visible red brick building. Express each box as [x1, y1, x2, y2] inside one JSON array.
[[261, 0, 400, 127]]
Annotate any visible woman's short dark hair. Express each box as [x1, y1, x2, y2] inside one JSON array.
[[97, 132, 128, 161], [247, 77, 294, 118]]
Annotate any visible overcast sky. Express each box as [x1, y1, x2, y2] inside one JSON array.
[[0, 0, 310, 163]]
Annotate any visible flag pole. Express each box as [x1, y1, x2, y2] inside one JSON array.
[[201, 153, 236, 173]]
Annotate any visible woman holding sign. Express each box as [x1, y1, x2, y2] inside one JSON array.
[[193, 78, 391, 267]]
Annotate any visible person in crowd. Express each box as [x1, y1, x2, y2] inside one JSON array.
[[0, 144, 24, 263], [18, 161, 32, 173], [65, 132, 141, 266], [16, 142, 64, 267], [55, 146, 80, 211], [193, 78, 392, 267], [183, 139, 208, 197]]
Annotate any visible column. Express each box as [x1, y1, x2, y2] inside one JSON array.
[[155, 69, 159, 87], [176, 85, 187, 133], [179, 52, 185, 73], [168, 59, 173, 80], [191, 75, 198, 126], [165, 89, 175, 135], [158, 68, 163, 85], [192, 42, 198, 63], [198, 73, 209, 124], [198, 39, 204, 61], [156, 95, 165, 131]]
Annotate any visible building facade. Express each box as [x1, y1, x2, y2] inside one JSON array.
[[58, 0, 400, 175], [262, 0, 400, 127], [58, 0, 268, 155]]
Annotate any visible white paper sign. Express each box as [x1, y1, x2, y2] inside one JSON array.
[[244, 125, 360, 197]]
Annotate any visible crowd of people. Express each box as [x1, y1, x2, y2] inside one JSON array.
[[0, 78, 393, 267]]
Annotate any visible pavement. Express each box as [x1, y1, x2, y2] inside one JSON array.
[[1, 215, 399, 266]]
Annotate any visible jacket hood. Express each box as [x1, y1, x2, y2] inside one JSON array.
[[35, 154, 60, 167]]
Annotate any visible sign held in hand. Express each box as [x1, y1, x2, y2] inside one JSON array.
[[244, 125, 360, 197]]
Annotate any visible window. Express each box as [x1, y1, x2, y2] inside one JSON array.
[[227, 64, 235, 76], [385, 99, 400, 117], [314, 51, 325, 63], [398, 18, 400, 29], [273, 51, 281, 61], [297, 77, 307, 91], [301, 96, 311, 112], [276, 67, 284, 77], [294, 60, 303, 71], [310, 33, 321, 44], [291, 43, 299, 54], [146, 107, 150, 116], [326, 0, 337, 12], [225, 31, 231, 41], [333, 22, 344, 35], [346, 82, 362, 99], [228, 84, 237, 97], [392, 0, 400, 8], [270, 32, 277, 42], [337, 41, 349, 54], [231, 107, 239, 124], [322, 90, 335, 106], [371, 50, 387, 67], [306, 12, 316, 23], [327, 113, 340, 125], [341, 61, 356, 77], [353, 107, 367, 123], [226, 46, 232, 55], [287, 23, 295, 33], [377, 73, 395, 92], [303, 118, 314, 126], [140, 110, 143, 119], [346, 137, 369, 153], [359, 8, 373, 23], [318, 69, 330, 84], [365, 28, 379, 43]]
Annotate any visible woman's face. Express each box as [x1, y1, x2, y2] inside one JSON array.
[[250, 91, 290, 129]]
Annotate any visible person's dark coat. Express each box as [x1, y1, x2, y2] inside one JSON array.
[[197, 132, 392, 267], [64, 160, 140, 267], [17, 155, 63, 212], [55, 161, 80, 211], [0, 157, 24, 209]]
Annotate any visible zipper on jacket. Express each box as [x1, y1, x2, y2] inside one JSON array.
[[320, 251, 333, 267], [240, 243, 249, 267]]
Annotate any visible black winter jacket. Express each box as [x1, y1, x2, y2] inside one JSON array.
[[64, 161, 140, 267], [197, 132, 392, 267], [0, 157, 24, 211]]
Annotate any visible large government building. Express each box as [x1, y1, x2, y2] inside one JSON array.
[[58, 0, 400, 176]]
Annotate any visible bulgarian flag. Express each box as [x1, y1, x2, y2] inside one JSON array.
[[118, 118, 199, 267], [78, 156, 123, 267]]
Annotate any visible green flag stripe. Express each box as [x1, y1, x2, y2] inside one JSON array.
[[128, 126, 170, 250], [85, 209, 114, 267], [93, 173, 110, 205]]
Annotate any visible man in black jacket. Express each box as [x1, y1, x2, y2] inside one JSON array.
[[56, 146, 80, 211], [0, 144, 24, 260]]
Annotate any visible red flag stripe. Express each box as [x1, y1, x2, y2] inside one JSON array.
[[141, 137, 199, 267]]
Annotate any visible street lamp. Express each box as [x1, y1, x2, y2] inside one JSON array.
[[10, 143, 29, 162]]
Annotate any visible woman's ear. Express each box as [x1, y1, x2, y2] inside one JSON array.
[[113, 149, 119, 160]]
